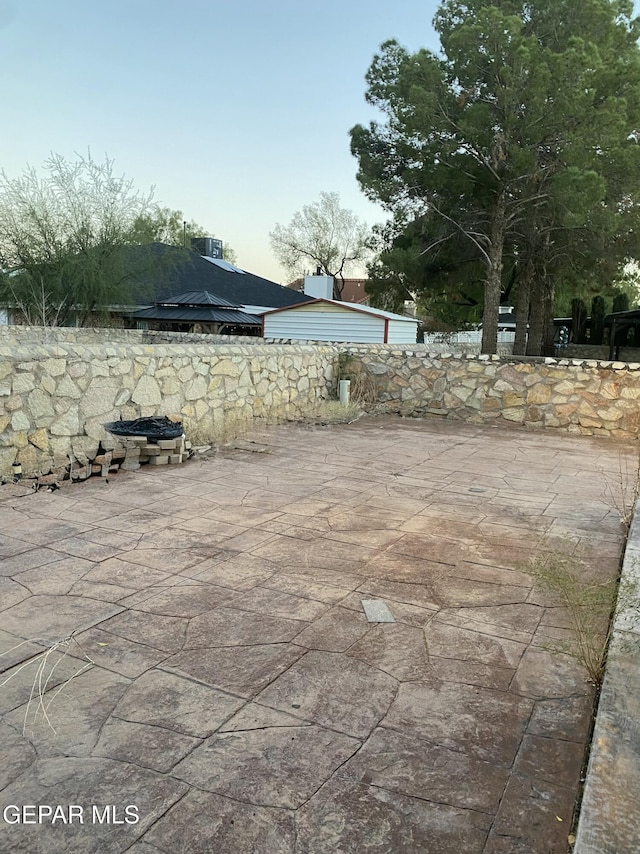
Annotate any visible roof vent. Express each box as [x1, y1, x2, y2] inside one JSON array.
[[191, 237, 223, 259]]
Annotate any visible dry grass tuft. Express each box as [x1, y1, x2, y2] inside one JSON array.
[[527, 551, 638, 687], [0, 634, 94, 735]]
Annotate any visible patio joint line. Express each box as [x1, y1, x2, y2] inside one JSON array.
[[131, 788, 191, 851], [367, 780, 497, 819], [180, 781, 299, 813]]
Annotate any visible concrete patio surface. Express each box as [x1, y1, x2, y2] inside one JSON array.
[[0, 415, 636, 853]]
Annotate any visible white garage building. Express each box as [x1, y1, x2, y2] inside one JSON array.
[[260, 298, 419, 344]]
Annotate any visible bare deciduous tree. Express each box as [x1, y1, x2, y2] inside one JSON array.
[[270, 192, 372, 298]]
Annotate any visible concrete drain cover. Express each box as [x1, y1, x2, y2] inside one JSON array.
[[361, 599, 395, 623]]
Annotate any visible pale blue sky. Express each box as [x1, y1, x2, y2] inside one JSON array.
[[0, 0, 441, 282]]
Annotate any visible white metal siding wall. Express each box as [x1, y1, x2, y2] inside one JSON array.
[[264, 309, 384, 343], [386, 319, 419, 344]]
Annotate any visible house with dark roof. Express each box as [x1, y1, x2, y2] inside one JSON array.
[[125, 243, 313, 318], [1, 241, 312, 331]]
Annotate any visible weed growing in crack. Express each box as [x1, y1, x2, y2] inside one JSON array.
[[0, 634, 95, 735], [600, 450, 640, 528], [527, 551, 638, 687]]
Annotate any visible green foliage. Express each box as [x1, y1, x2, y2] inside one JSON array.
[[0, 152, 154, 326], [130, 206, 237, 263], [364, 225, 423, 314], [611, 261, 640, 310], [365, 216, 484, 329], [527, 550, 628, 687], [351, 0, 640, 353]]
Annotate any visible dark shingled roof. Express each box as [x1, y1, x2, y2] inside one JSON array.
[[132, 304, 260, 325], [123, 243, 313, 309], [156, 290, 241, 308]]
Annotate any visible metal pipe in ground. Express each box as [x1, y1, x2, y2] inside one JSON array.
[[339, 379, 351, 407]]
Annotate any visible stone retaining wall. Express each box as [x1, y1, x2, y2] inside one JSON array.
[[267, 337, 515, 356], [4, 334, 640, 480], [0, 325, 258, 346], [574, 500, 640, 853], [563, 344, 640, 362], [343, 346, 640, 439], [0, 342, 336, 477]]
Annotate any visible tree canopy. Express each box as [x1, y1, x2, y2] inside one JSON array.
[[270, 192, 372, 298], [130, 206, 237, 264], [0, 152, 154, 325], [0, 154, 238, 326], [351, 0, 640, 353]]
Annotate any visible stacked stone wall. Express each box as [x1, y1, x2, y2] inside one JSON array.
[[563, 344, 640, 362], [0, 342, 336, 477], [344, 346, 640, 439], [4, 334, 640, 480], [265, 337, 515, 355], [0, 325, 259, 347]]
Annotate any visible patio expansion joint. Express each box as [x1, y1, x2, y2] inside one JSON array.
[[341, 643, 422, 684], [283, 735, 367, 814], [439, 599, 536, 612], [367, 779, 497, 820], [105, 713, 205, 744], [130, 574, 246, 606], [188, 640, 305, 652], [242, 698, 371, 742], [357, 574, 448, 589], [454, 567, 533, 590], [489, 689, 538, 802], [93, 646, 178, 682], [259, 582, 356, 604], [504, 606, 560, 695], [341, 621, 405, 657], [216, 594, 322, 622], [4, 576, 32, 598], [174, 780, 299, 814], [161, 641, 309, 706], [131, 787, 191, 851], [434, 614, 531, 645]]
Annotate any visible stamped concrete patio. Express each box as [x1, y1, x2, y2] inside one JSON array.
[[0, 416, 635, 853]]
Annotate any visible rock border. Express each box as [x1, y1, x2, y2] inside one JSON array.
[[573, 502, 640, 853]]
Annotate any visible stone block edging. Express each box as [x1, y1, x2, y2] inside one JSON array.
[[574, 503, 640, 853]]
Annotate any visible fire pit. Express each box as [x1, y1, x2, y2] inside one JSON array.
[[104, 416, 184, 440], [103, 416, 191, 470]]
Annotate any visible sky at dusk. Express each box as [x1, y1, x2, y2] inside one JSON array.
[[0, 0, 442, 283]]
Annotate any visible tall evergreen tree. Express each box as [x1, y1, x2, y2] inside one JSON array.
[[351, 0, 640, 354]]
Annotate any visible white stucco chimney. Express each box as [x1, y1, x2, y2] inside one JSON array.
[[303, 274, 333, 300]]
